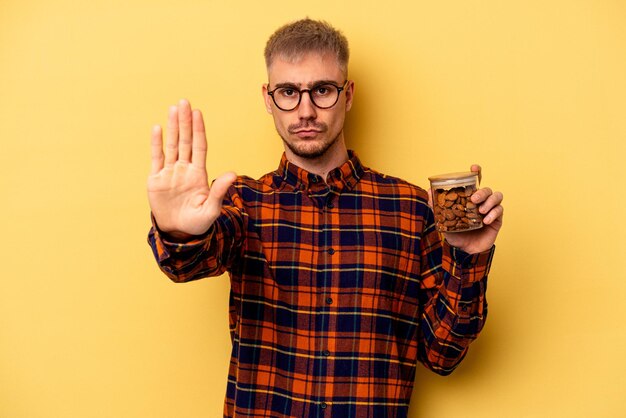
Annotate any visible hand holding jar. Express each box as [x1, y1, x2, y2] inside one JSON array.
[[428, 165, 504, 254]]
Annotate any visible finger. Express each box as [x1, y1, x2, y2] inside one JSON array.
[[471, 187, 493, 204], [206, 172, 237, 209], [483, 204, 504, 225], [470, 164, 482, 184], [164, 105, 179, 166], [479, 191, 503, 215], [150, 125, 164, 175], [178, 99, 193, 162], [191, 109, 207, 169], [427, 188, 433, 208]]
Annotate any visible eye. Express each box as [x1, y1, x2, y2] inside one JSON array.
[[314, 85, 331, 96], [278, 88, 297, 97]]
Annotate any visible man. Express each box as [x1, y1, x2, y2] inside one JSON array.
[[148, 18, 503, 418]]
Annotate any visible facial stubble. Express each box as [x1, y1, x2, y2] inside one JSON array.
[[279, 120, 343, 160]]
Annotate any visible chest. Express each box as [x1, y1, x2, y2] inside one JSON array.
[[242, 188, 424, 305]]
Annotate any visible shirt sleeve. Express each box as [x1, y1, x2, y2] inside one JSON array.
[[417, 214, 495, 375], [147, 187, 246, 283]]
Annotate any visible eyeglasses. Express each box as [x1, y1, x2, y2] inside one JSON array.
[[267, 80, 348, 111]]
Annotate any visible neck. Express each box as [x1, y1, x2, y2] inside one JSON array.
[[285, 134, 349, 181]]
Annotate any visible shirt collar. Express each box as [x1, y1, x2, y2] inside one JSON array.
[[276, 150, 365, 192]]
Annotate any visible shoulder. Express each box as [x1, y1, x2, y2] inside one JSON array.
[[360, 166, 430, 203], [228, 173, 274, 195], [224, 170, 284, 202]]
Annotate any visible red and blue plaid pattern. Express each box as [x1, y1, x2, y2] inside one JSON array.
[[148, 151, 494, 418]]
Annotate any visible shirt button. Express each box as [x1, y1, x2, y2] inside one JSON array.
[[323, 350, 331, 356], [311, 176, 319, 184], [327, 248, 335, 255], [326, 297, 333, 305], [320, 402, 327, 409], [326, 201, 334, 209]]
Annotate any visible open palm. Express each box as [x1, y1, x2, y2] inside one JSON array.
[[148, 99, 236, 240]]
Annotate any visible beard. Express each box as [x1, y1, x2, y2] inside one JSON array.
[[280, 120, 340, 159]]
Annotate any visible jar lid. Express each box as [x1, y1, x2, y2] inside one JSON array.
[[428, 171, 479, 187]]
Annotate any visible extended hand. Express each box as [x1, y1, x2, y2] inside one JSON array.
[[435, 165, 504, 254], [147, 99, 236, 240]]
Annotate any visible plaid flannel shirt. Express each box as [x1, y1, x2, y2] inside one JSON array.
[[148, 151, 494, 418]]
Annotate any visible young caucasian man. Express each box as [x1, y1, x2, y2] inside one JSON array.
[[148, 18, 504, 418]]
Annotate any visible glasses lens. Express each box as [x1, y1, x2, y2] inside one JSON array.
[[273, 87, 300, 111], [310, 84, 340, 108]]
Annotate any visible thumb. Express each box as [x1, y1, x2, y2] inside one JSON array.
[[207, 171, 237, 208], [470, 164, 482, 184]]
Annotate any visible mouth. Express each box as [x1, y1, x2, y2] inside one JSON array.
[[293, 129, 322, 139]]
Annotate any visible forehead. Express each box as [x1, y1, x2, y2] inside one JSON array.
[[267, 52, 344, 86]]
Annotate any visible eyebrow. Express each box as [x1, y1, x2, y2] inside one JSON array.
[[272, 79, 342, 89]]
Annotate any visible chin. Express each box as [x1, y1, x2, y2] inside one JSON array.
[[283, 132, 341, 160], [285, 139, 334, 159]]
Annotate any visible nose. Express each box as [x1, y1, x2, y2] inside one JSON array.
[[297, 91, 317, 120]]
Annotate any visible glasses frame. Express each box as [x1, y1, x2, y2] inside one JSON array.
[[267, 80, 348, 111]]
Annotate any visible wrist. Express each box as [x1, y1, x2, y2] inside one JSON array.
[[452, 243, 492, 255], [150, 213, 203, 243], [161, 230, 196, 242]]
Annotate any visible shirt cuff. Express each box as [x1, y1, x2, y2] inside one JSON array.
[[442, 241, 495, 283], [150, 214, 214, 261]]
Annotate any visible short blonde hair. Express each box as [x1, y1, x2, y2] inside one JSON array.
[[264, 18, 350, 75]]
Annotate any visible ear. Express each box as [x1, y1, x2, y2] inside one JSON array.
[[344, 80, 355, 112], [262, 83, 273, 114]]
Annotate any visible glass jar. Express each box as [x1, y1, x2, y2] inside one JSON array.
[[428, 171, 483, 233]]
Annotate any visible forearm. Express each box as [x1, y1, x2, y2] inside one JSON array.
[[419, 237, 494, 375], [148, 205, 244, 283]]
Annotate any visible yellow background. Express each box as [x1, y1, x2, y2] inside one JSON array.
[[1, 0, 625, 417]]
